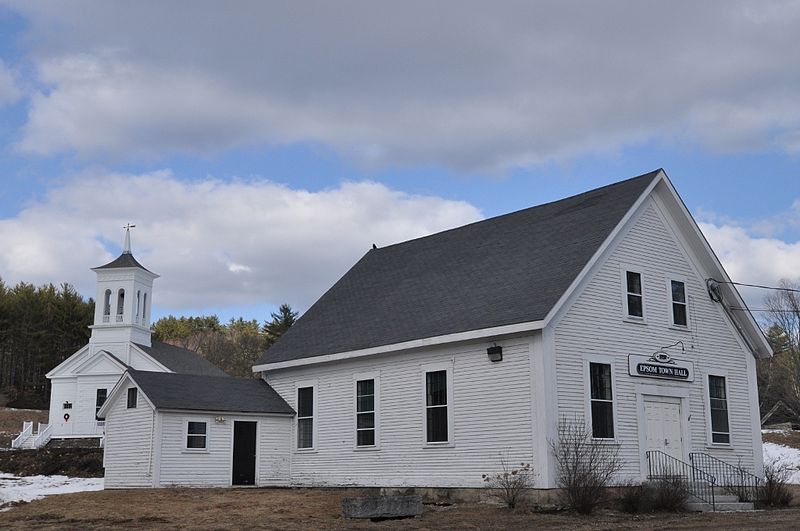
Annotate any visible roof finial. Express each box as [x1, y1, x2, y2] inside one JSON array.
[[123, 223, 136, 254]]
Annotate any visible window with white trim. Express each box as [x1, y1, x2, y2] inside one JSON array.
[[670, 280, 688, 326], [589, 362, 614, 439], [297, 386, 314, 449], [425, 370, 449, 443], [356, 379, 376, 447], [126, 387, 138, 409], [708, 375, 730, 444], [186, 421, 207, 449], [625, 271, 643, 318], [95, 388, 107, 418]]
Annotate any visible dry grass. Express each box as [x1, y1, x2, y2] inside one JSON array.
[[763, 430, 800, 450], [2, 488, 800, 530], [0, 408, 48, 448]]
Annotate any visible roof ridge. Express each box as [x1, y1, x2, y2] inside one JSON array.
[[371, 169, 662, 253]]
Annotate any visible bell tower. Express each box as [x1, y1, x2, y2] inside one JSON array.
[[89, 224, 159, 348]]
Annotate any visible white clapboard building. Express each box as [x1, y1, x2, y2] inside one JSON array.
[[97, 170, 770, 494], [12, 228, 227, 450]]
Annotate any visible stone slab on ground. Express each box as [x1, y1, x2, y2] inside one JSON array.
[[341, 494, 423, 519]]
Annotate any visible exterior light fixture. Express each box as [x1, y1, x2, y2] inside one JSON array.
[[214, 416, 226, 423], [487, 345, 503, 362]]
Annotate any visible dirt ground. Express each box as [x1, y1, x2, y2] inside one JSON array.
[[763, 429, 800, 449], [0, 408, 48, 448], [0, 447, 103, 477], [1, 488, 800, 530]]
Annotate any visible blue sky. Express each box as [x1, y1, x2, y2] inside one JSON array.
[[0, 2, 798, 323]]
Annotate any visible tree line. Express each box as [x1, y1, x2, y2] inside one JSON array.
[[0, 275, 297, 408], [0, 279, 94, 408], [151, 303, 298, 377]]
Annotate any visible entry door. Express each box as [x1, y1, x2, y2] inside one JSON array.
[[232, 421, 257, 486], [644, 397, 683, 461]]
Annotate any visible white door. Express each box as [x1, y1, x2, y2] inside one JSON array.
[[644, 397, 683, 461]]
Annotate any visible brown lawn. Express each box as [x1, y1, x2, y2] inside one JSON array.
[[2, 488, 800, 530], [763, 429, 800, 450]]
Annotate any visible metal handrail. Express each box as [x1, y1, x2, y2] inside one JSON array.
[[11, 421, 33, 449], [646, 450, 716, 510], [689, 452, 761, 503]]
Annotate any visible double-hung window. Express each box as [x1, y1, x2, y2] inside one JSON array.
[[708, 375, 730, 444], [425, 370, 449, 443], [95, 389, 107, 418], [297, 386, 314, 449], [589, 362, 614, 439], [126, 387, 138, 409], [356, 379, 376, 447], [625, 271, 644, 319], [186, 421, 207, 449], [670, 280, 688, 327]]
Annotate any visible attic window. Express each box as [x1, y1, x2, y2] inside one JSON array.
[[624, 271, 644, 319], [127, 387, 138, 409]]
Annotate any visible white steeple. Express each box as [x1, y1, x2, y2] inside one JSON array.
[[89, 225, 159, 347]]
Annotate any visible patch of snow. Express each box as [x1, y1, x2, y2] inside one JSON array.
[[763, 442, 800, 484], [0, 473, 103, 511]]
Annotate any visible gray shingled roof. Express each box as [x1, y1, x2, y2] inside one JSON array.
[[136, 341, 229, 377], [256, 170, 661, 366], [105, 369, 293, 416], [93, 251, 153, 273]]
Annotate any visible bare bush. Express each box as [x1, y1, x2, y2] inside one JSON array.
[[651, 475, 689, 512], [759, 458, 794, 507], [617, 482, 649, 514], [482, 455, 536, 509], [549, 416, 623, 514]]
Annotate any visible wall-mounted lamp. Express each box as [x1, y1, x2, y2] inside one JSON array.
[[487, 345, 503, 362], [214, 416, 226, 423]]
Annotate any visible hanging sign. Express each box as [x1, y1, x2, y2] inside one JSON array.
[[628, 353, 694, 382]]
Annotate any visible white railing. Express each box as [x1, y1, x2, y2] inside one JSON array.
[[11, 421, 33, 449], [116, 314, 123, 322], [33, 423, 52, 449], [102, 314, 110, 323]]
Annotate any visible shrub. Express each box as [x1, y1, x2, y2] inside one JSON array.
[[617, 482, 649, 514], [651, 475, 689, 512], [549, 416, 623, 514], [759, 458, 794, 507], [482, 455, 536, 509]]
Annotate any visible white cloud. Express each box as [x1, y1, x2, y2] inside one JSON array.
[[0, 172, 482, 311], [0, 60, 20, 107], [5, 1, 800, 168]]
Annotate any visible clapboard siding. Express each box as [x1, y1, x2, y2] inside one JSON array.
[[265, 338, 537, 487], [155, 412, 291, 487], [104, 381, 155, 488], [552, 198, 760, 478]]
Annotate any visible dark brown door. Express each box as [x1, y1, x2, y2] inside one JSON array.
[[232, 421, 257, 485]]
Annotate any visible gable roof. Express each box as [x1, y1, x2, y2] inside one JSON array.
[[92, 251, 154, 273], [255, 170, 662, 367], [135, 340, 228, 377], [98, 369, 294, 418]]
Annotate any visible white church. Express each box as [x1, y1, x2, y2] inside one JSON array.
[[12, 228, 226, 449]]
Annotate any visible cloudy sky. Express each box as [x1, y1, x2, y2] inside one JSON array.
[[0, 1, 798, 322]]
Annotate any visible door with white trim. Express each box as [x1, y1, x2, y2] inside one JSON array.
[[644, 396, 683, 461]]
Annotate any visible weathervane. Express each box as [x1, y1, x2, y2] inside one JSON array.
[[123, 223, 136, 253]]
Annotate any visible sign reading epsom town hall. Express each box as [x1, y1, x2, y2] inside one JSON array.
[[628, 353, 695, 382]]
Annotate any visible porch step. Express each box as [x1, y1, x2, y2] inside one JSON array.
[[687, 501, 754, 512]]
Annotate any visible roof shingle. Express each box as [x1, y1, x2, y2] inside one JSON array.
[[136, 340, 228, 377], [256, 170, 661, 366]]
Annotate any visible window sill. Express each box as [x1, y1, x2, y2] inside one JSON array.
[[622, 317, 647, 325], [423, 442, 455, 449], [295, 448, 318, 454], [668, 325, 690, 332], [591, 438, 622, 446], [181, 449, 209, 454], [354, 446, 381, 452], [706, 443, 733, 450]]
